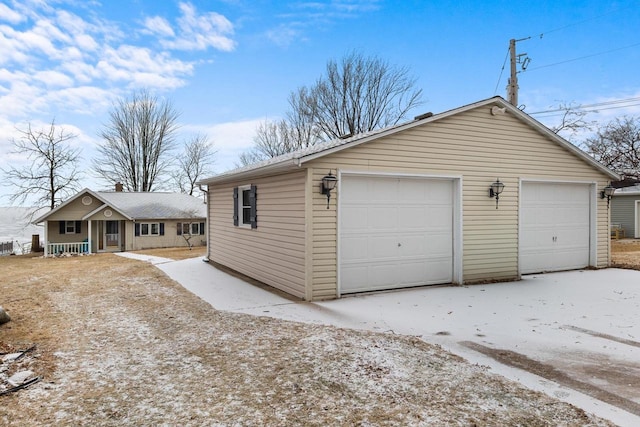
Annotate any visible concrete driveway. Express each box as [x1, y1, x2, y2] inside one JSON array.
[[157, 258, 640, 426]]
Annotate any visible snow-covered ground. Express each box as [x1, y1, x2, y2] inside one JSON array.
[[154, 257, 640, 427], [0, 207, 44, 253]]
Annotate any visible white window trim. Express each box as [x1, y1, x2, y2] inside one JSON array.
[[238, 184, 252, 228], [65, 221, 76, 234], [140, 222, 160, 236], [190, 222, 200, 235]]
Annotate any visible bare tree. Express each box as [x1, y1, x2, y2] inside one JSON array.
[[173, 134, 216, 195], [2, 120, 81, 209], [94, 90, 179, 191], [549, 102, 597, 140], [300, 51, 423, 140], [177, 208, 204, 250], [238, 113, 323, 166], [239, 52, 423, 166], [584, 116, 640, 179]]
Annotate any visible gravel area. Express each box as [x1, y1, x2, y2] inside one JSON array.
[[0, 252, 612, 426]]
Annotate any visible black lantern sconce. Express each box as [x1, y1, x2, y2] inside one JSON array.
[[320, 170, 338, 209], [489, 178, 505, 209], [600, 184, 615, 208]]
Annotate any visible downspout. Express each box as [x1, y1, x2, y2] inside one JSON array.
[[198, 184, 210, 262]]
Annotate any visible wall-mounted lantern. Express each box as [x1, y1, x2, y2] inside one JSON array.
[[489, 178, 505, 209], [320, 170, 338, 209], [600, 184, 615, 208]]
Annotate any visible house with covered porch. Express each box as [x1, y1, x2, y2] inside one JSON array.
[[33, 187, 207, 256]]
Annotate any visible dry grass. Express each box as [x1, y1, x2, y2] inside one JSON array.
[[0, 253, 612, 426], [611, 239, 640, 270], [130, 246, 206, 261]]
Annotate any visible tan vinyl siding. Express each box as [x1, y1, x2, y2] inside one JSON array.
[[46, 220, 88, 244], [45, 192, 101, 220], [307, 104, 611, 298], [208, 171, 307, 299], [130, 219, 207, 250]]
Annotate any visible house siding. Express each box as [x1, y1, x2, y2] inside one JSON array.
[[306, 104, 611, 299], [45, 192, 99, 220], [611, 195, 638, 238], [207, 171, 307, 299], [128, 219, 207, 250]]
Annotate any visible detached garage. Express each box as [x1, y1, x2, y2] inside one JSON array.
[[200, 96, 618, 301]]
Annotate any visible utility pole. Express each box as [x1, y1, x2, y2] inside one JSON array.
[[507, 37, 531, 106]]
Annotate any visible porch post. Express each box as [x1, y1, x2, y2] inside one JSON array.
[[87, 220, 92, 254], [43, 220, 48, 257]]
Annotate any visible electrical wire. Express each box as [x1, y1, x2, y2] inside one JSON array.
[[526, 42, 640, 72], [493, 47, 510, 95], [529, 97, 640, 115]]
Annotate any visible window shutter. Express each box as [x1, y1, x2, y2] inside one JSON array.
[[76, 221, 82, 234], [59, 221, 65, 235], [199, 222, 205, 235], [249, 184, 257, 229], [160, 223, 165, 236], [177, 222, 182, 236], [233, 187, 239, 226], [135, 223, 140, 236]]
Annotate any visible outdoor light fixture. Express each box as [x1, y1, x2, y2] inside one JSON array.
[[600, 184, 615, 208], [489, 178, 505, 209], [320, 170, 338, 209]]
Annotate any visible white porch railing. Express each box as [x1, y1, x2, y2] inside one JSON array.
[[47, 242, 89, 256]]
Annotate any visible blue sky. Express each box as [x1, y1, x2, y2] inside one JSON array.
[[1, 0, 639, 203]]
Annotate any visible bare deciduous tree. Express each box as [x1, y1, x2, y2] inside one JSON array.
[[173, 134, 216, 195], [584, 116, 640, 179], [94, 90, 179, 191], [549, 102, 597, 140], [2, 120, 81, 209], [301, 51, 423, 140], [239, 52, 423, 166]]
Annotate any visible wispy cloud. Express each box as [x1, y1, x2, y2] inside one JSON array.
[[0, 1, 236, 120], [144, 2, 236, 51], [265, 0, 380, 47]]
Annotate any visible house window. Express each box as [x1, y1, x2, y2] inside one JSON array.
[[177, 222, 205, 236], [233, 185, 257, 229], [136, 222, 164, 236], [59, 221, 81, 235]]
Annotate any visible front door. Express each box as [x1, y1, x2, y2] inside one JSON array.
[[102, 220, 120, 251]]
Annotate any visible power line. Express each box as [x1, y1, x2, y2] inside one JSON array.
[[526, 42, 640, 72], [493, 47, 510, 95], [529, 97, 640, 115]]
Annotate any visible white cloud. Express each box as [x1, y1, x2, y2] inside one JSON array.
[[155, 2, 236, 52], [183, 118, 265, 172], [266, 24, 303, 48], [34, 70, 74, 87], [0, 3, 24, 24], [143, 16, 175, 37]]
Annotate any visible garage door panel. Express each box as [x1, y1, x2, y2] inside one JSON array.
[[370, 206, 398, 228], [521, 182, 591, 274], [341, 236, 369, 261], [342, 206, 369, 230], [340, 175, 454, 294]]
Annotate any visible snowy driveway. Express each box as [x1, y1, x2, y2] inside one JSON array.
[[158, 258, 640, 426]]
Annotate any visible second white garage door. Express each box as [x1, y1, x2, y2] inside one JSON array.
[[520, 182, 592, 274], [339, 175, 454, 294]]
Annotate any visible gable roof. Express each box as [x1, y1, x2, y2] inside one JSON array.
[[199, 96, 618, 185], [34, 189, 206, 224]]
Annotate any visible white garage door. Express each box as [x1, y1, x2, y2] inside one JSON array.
[[339, 175, 453, 294], [521, 182, 591, 274]]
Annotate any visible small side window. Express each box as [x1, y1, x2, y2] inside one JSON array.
[[234, 185, 257, 229]]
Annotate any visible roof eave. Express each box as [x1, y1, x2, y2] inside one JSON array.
[[198, 158, 300, 186]]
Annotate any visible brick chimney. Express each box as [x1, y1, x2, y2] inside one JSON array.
[[115, 182, 123, 192]]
